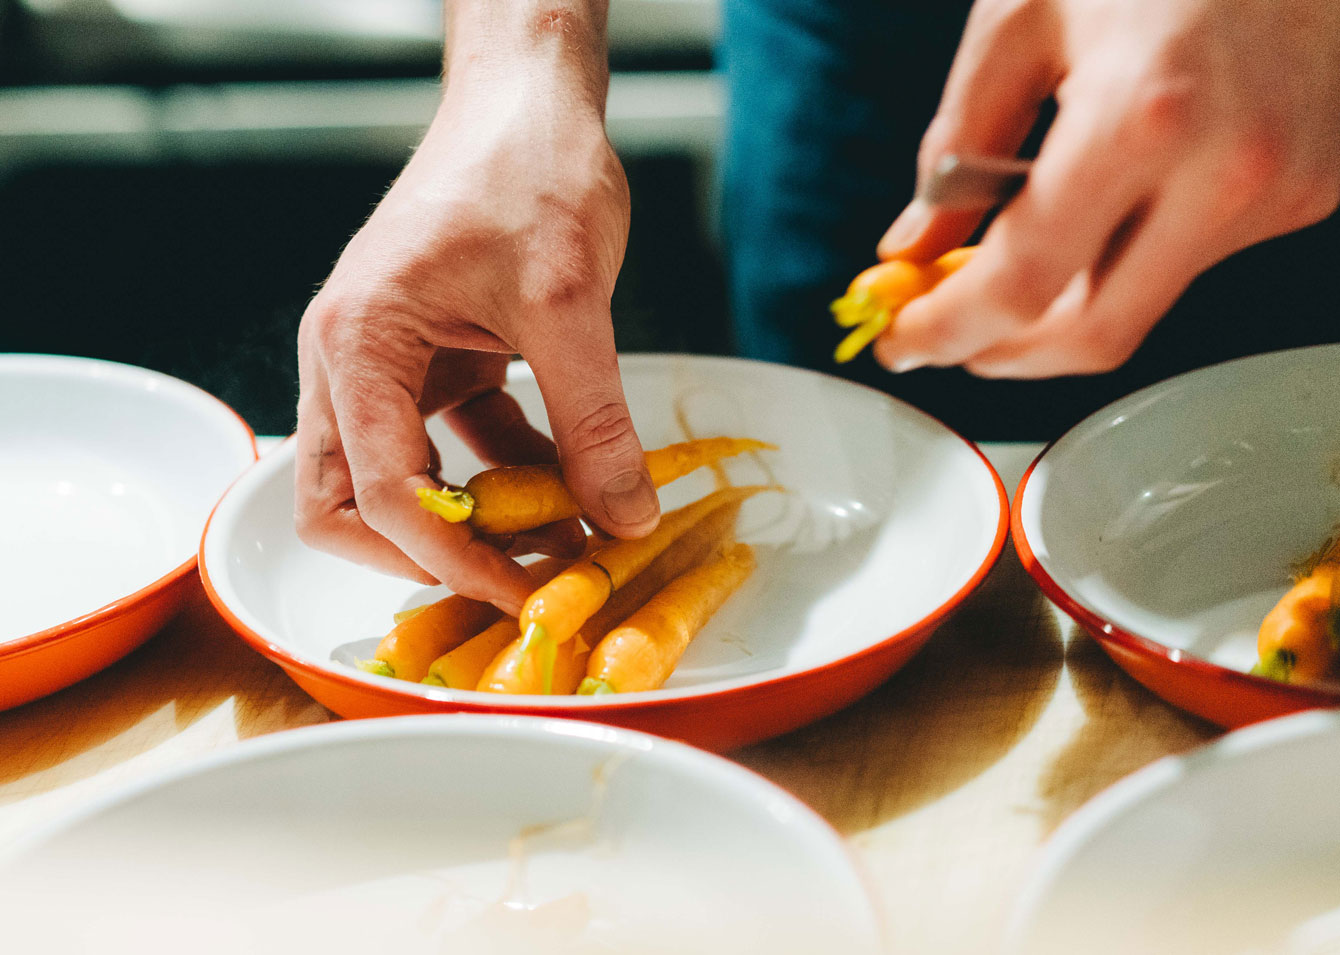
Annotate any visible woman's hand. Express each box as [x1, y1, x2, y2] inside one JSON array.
[[294, 3, 656, 615], [876, 0, 1340, 377]]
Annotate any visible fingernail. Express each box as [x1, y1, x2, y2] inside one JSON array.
[[879, 200, 932, 257], [874, 338, 929, 374], [601, 469, 658, 526]]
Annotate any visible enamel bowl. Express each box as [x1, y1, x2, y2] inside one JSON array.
[[0, 715, 886, 954], [0, 354, 256, 710], [1014, 344, 1340, 728], [201, 354, 1007, 750], [1008, 710, 1340, 955]]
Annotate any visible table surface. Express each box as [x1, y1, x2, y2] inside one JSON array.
[[0, 443, 1219, 953]]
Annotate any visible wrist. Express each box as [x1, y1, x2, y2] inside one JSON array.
[[444, 1, 610, 116]]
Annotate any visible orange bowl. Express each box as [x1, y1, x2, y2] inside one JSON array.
[[0, 355, 256, 710], [201, 355, 1007, 750], [1013, 344, 1340, 728]]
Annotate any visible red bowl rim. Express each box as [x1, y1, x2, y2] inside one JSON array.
[[199, 362, 1011, 715], [1011, 450, 1340, 708], [0, 355, 258, 661]]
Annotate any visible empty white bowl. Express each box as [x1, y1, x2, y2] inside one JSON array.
[[1008, 709, 1340, 955], [0, 354, 256, 709], [1013, 344, 1340, 726], [0, 714, 886, 954], [201, 354, 1008, 749]]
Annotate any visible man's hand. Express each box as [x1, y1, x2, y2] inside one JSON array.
[[876, 0, 1340, 377], [295, 3, 657, 615]]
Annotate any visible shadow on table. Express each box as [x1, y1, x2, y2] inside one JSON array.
[[0, 581, 329, 796], [1032, 629, 1218, 835], [733, 539, 1064, 834]]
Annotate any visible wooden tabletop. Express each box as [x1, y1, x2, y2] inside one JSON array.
[[0, 443, 1218, 953]]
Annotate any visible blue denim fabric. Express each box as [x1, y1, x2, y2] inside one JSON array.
[[718, 0, 1340, 439]]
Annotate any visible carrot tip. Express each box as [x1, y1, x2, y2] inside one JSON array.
[[392, 604, 431, 625], [1252, 650, 1295, 683], [357, 659, 394, 678], [416, 486, 475, 523], [420, 674, 447, 687], [577, 677, 614, 696]]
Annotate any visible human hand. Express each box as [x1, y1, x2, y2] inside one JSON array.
[[875, 0, 1340, 377], [294, 9, 657, 615]]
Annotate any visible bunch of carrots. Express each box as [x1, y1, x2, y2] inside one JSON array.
[[358, 437, 775, 695], [1253, 536, 1340, 685]]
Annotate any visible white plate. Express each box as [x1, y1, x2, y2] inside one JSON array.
[[0, 354, 256, 708], [200, 354, 1007, 748], [1008, 710, 1340, 955], [1013, 343, 1340, 726], [0, 714, 887, 954]]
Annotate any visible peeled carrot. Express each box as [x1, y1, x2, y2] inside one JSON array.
[[476, 501, 745, 695], [832, 246, 976, 363], [416, 436, 774, 535], [422, 618, 518, 689], [518, 484, 774, 654], [358, 553, 573, 683], [1253, 564, 1340, 684], [581, 542, 757, 695]]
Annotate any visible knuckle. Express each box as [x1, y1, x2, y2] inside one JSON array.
[[565, 399, 638, 460], [984, 247, 1058, 319], [1123, 77, 1199, 152], [1220, 125, 1290, 203]]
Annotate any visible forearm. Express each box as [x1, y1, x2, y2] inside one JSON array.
[[444, 1, 611, 115]]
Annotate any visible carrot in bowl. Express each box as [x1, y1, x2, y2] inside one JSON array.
[[475, 500, 745, 695], [416, 436, 774, 535], [518, 484, 775, 655], [832, 246, 976, 363], [357, 553, 573, 683], [580, 542, 757, 695], [1253, 563, 1340, 684]]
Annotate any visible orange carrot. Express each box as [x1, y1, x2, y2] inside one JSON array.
[[581, 542, 756, 694], [476, 501, 744, 695], [832, 247, 976, 363], [518, 484, 774, 654], [416, 437, 774, 535], [358, 553, 572, 682], [1254, 564, 1340, 684]]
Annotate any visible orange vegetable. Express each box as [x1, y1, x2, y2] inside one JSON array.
[[359, 553, 572, 682], [518, 484, 774, 654], [416, 436, 774, 535], [581, 542, 756, 695], [831, 247, 976, 363], [1254, 564, 1340, 684], [475, 501, 744, 695]]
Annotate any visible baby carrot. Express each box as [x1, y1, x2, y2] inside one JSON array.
[[476, 501, 744, 695], [832, 246, 976, 363], [358, 553, 573, 682], [357, 594, 500, 683], [581, 542, 757, 694], [519, 484, 774, 653], [416, 436, 774, 535], [1253, 564, 1340, 684]]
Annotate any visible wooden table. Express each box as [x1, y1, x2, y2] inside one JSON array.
[[0, 444, 1218, 953]]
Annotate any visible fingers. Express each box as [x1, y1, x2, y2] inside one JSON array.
[[879, 0, 1064, 262], [961, 171, 1233, 378], [876, 67, 1192, 373], [295, 336, 438, 586], [523, 296, 658, 540], [306, 321, 536, 615], [495, 519, 589, 559], [443, 386, 560, 469]]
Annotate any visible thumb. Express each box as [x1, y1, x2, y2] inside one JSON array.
[[524, 307, 658, 539], [878, 0, 1062, 262]]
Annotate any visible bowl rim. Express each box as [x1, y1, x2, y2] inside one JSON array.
[[1004, 708, 1340, 950], [1010, 343, 1340, 706], [0, 711, 886, 941], [200, 352, 1010, 711], [0, 353, 258, 656]]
